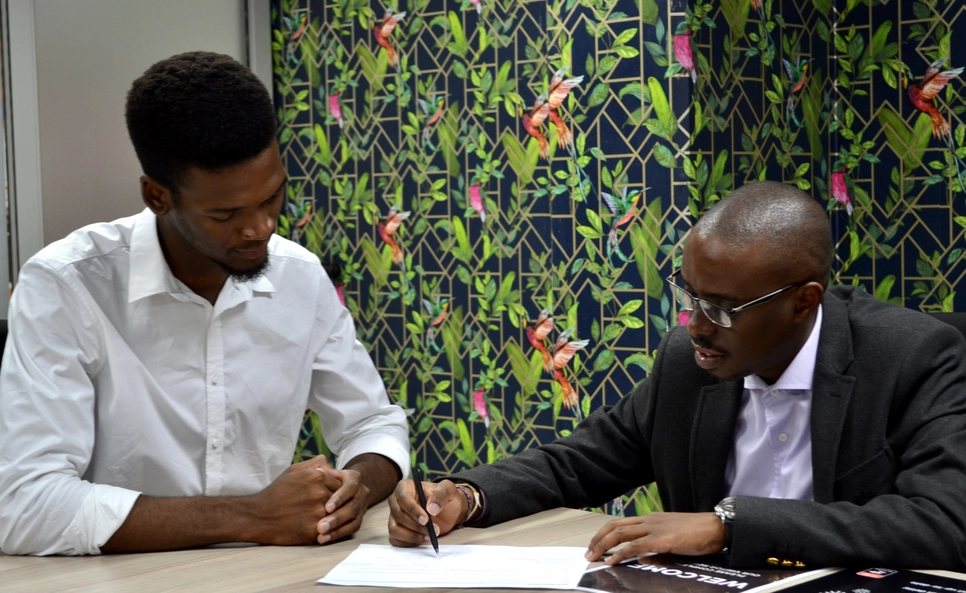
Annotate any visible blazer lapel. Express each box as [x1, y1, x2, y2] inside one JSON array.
[[690, 380, 743, 511], [809, 291, 856, 504]]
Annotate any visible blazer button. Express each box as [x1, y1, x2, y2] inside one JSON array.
[[767, 558, 780, 565]]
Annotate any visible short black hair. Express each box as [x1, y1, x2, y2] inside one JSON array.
[[125, 51, 276, 193], [694, 181, 834, 287]]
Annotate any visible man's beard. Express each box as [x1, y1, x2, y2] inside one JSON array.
[[220, 256, 271, 283]]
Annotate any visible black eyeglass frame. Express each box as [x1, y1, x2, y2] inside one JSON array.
[[665, 269, 806, 328]]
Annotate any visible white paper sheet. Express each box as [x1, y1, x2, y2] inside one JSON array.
[[318, 543, 590, 589]]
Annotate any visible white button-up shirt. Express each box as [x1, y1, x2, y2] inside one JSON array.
[[0, 209, 410, 555], [724, 306, 823, 501]]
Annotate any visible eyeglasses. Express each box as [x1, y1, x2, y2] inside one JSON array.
[[666, 269, 805, 328]]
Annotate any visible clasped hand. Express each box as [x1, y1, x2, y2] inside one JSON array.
[[387, 478, 725, 563], [254, 455, 370, 545]]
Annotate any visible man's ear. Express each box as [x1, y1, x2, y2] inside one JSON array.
[[792, 282, 824, 323], [141, 175, 173, 216]]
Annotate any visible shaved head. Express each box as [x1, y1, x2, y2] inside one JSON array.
[[692, 181, 833, 287]]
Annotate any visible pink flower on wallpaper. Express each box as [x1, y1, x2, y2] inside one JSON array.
[[335, 285, 346, 308], [678, 310, 690, 326], [329, 92, 344, 128], [472, 389, 490, 429], [469, 184, 486, 223], [831, 170, 853, 216], [673, 33, 697, 83], [469, 0, 481, 13]]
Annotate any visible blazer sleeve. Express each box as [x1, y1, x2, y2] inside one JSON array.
[[730, 321, 966, 570], [445, 334, 675, 527]]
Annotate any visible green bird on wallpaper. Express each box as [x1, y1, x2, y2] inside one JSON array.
[[419, 94, 445, 148], [783, 58, 810, 128], [602, 186, 648, 264]]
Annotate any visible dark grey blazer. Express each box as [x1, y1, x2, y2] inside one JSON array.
[[450, 286, 966, 569]]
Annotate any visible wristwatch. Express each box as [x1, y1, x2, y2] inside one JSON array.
[[714, 496, 736, 553]]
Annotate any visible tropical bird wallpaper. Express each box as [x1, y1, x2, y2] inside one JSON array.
[[272, 0, 965, 516]]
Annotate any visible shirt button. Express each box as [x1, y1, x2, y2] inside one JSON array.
[[211, 374, 221, 385], [212, 439, 220, 449], [778, 432, 789, 442]]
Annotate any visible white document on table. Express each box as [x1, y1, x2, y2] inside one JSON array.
[[318, 543, 590, 589]]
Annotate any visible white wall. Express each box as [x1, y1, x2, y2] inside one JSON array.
[[4, 0, 272, 295], [33, 0, 248, 244]]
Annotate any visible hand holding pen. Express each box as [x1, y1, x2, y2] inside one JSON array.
[[387, 476, 467, 549], [411, 468, 440, 555]]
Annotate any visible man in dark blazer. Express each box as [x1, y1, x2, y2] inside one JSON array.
[[387, 181, 966, 569]]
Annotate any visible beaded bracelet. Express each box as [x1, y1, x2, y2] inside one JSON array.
[[454, 483, 482, 525]]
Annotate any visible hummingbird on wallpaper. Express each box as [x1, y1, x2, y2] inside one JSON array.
[[522, 67, 584, 160], [545, 67, 584, 156], [602, 186, 649, 263], [422, 297, 449, 343], [374, 8, 407, 70], [378, 205, 410, 265], [526, 307, 555, 373], [551, 327, 590, 412], [285, 14, 308, 66], [419, 94, 445, 147], [522, 95, 551, 160], [905, 57, 965, 189], [286, 202, 313, 243], [783, 58, 811, 127]]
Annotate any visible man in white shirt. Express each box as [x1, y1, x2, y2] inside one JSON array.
[[0, 51, 409, 555], [388, 181, 966, 570]]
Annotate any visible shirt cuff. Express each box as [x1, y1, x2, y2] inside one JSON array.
[[336, 432, 411, 480], [61, 484, 141, 555]]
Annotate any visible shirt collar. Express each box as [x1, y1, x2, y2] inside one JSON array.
[[128, 208, 276, 304], [743, 304, 823, 392]]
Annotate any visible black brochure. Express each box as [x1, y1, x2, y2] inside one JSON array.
[[578, 555, 832, 593]]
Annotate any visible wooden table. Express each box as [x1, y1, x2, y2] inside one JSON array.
[[5, 504, 964, 593], [0, 503, 614, 593]]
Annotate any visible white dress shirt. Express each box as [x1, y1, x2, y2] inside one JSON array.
[[0, 209, 410, 555], [724, 306, 823, 501]]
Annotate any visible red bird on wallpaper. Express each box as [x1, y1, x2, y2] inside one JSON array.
[[546, 67, 584, 155], [522, 67, 584, 160], [906, 57, 965, 189], [378, 205, 410, 265], [526, 307, 555, 373], [522, 95, 551, 159], [673, 31, 696, 83], [374, 9, 407, 69], [551, 327, 589, 411]]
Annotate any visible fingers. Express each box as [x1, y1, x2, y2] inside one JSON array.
[[387, 480, 433, 547], [586, 517, 650, 563], [287, 455, 332, 473], [317, 497, 368, 543], [426, 479, 458, 517], [323, 468, 358, 513]]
